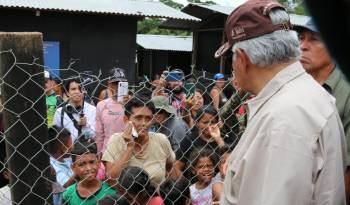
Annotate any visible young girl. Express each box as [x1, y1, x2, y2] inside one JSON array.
[[189, 148, 217, 205]]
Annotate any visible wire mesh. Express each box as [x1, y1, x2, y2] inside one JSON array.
[[0, 50, 248, 205]]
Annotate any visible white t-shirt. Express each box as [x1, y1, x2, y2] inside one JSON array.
[[0, 185, 11, 205], [190, 181, 214, 205]]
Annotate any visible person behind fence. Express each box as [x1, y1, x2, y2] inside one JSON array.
[[212, 148, 231, 204], [54, 78, 96, 142], [48, 126, 76, 204], [175, 106, 226, 178], [219, 79, 248, 150], [95, 68, 127, 153], [159, 177, 191, 205], [63, 141, 115, 205], [294, 18, 350, 202], [45, 70, 64, 127], [214, 0, 347, 204], [118, 166, 163, 205], [102, 97, 175, 187], [189, 148, 216, 205], [0, 134, 11, 205], [210, 73, 228, 110], [153, 69, 186, 116], [152, 96, 189, 151], [182, 88, 205, 128]]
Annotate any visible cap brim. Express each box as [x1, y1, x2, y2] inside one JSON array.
[[214, 42, 232, 58], [293, 24, 318, 34], [156, 106, 176, 115]]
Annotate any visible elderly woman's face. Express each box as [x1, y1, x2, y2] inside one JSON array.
[[197, 113, 218, 139]]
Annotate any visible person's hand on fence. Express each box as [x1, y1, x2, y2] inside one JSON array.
[[209, 124, 225, 147], [122, 121, 135, 149], [158, 73, 167, 88], [184, 94, 194, 109]]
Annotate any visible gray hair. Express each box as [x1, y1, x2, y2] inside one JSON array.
[[232, 9, 300, 67]]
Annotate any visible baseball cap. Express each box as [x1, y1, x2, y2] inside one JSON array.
[[108, 68, 127, 83], [293, 19, 319, 34], [214, 73, 225, 80], [152, 96, 176, 115], [215, 0, 291, 58]]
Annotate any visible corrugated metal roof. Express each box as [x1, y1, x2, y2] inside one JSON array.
[[192, 4, 235, 15], [162, 3, 309, 30], [0, 0, 200, 21], [137, 34, 192, 52]]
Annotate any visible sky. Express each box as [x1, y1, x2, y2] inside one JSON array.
[[173, 0, 247, 7]]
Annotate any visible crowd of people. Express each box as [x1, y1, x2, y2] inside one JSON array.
[[1, 0, 350, 204]]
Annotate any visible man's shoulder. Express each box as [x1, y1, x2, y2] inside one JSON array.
[[100, 182, 115, 194], [96, 99, 107, 109], [85, 102, 96, 110], [265, 77, 336, 123], [170, 117, 188, 130], [107, 133, 124, 144], [150, 132, 168, 141]]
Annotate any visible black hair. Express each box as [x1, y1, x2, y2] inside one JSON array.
[[194, 105, 219, 122], [0, 136, 8, 188], [195, 88, 204, 95], [124, 97, 155, 118], [118, 166, 156, 197], [71, 141, 97, 162], [159, 177, 190, 205], [64, 78, 82, 94], [189, 148, 218, 168], [48, 126, 71, 155], [151, 74, 160, 81], [97, 194, 130, 205]]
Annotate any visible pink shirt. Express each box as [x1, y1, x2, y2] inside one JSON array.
[[95, 98, 125, 152], [148, 196, 164, 205]]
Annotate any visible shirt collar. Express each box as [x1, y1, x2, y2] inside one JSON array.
[[323, 66, 341, 94], [246, 61, 305, 121]]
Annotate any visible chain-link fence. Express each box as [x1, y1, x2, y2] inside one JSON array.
[[0, 34, 248, 205]]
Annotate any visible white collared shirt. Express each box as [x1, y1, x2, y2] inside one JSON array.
[[221, 62, 347, 205], [53, 102, 96, 142]]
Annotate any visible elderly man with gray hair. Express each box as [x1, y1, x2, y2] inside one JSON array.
[[215, 0, 347, 204]]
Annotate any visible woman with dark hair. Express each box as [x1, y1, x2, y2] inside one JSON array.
[[118, 166, 163, 205], [175, 105, 227, 177], [182, 88, 205, 128]]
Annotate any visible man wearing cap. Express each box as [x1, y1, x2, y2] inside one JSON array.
[[152, 96, 189, 151], [153, 69, 186, 117], [210, 73, 228, 109], [295, 19, 350, 202], [95, 68, 127, 153], [215, 0, 346, 204]]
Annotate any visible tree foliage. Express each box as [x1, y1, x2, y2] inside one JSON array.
[[137, 18, 190, 36], [137, 0, 190, 35], [187, 0, 216, 5], [277, 0, 308, 15]]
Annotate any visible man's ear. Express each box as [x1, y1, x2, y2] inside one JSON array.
[[123, 115, 129, 124], [235, 49, 251, 74]]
